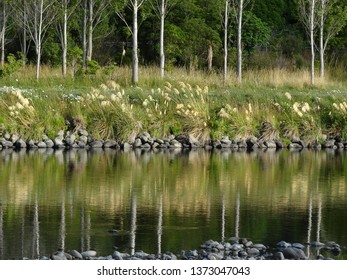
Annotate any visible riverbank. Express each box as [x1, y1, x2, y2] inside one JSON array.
[[1, 80, 347, 150]]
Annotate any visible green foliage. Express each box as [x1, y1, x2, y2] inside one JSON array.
[[0, 53, 24, 78], [85, 60, 100, 75]]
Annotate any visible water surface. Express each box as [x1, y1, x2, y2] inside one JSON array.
[[0, 148, 346, 259]]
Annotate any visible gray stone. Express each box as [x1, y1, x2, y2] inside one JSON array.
[[221, 136, 232, 145], [253, 244, 266, 251], [54, 137, 65, 148], [112, 251, 123, 260], [273, 252, 285, 260], [70, 250, 83, 259], [277, 241, 291, 248], [288, 143, 302, 149], [65, 133, 76, 146], [122, 142, 132, 150], [311, 241, 325, 247], [14, 138, 27, 149], [134, 138, 142, 148], [141, 143, 151, 149], [79, 135, 88, 144], [275, 140, 284, 149], [264, 140, 277, 149], [90, 140, 103, 148], [237, 140, 247, 149], [45, 139, 54, 148], [0, 139, 13, 148], [170, 139, 182, 148], [26, 140, 38, 149], [292, 243, 305, 250], [36, 141, 47, 148], [103, 140, 118, 148], [246, 248, 260, 256], [81, 250, 97, 259], [78, 129, 89, 137], [322, 139, 335, 148], [283, 247, 306, 260]]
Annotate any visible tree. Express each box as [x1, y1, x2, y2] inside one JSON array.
[[0, 0, 12, 67], [116, 0, 148, 84], [13, 0, 58, 80], [318, 0, 347, 79], [298, 0, 318, 86], [57, 0, 80, 78], [223, 0, 231, 84], [86, 0, 112, 62], [150, 0, 178, 78], [232, 0, 252, 83]]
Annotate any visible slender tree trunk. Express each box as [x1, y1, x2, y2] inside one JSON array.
[[82, 0, 87, 70], [22, 3, 27, 66], [132, 0, 139, 84], [310, 0, 316, 86], [0, 3, 6, 68], [87, 0, 93, 61], [159, 0, 165, 78], [62, 0, 68, 78], [223, 0, 229, 84], [319, 0, 326, 79], [35, 0, 44, 81], [237, 0, 243, 83], [207, 45, 213, 72]]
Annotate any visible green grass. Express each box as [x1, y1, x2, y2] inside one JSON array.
[[1, 65, 347, 142]]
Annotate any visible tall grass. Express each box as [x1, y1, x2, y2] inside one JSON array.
[[1, 65, 347, 142]]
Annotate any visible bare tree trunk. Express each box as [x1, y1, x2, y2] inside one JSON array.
[[159, 0, 165, 78], [132, 0, 139, 84], [223, 0, 229, 84], [87, 0, 93, 61], [207, 45, 213, 72], [22, 3, 27, 66], [237, 0, 244, 83], [319, 0, 326, 79], [310, 0, 316, 86], [62, 0, 68, 78], [35, 0, 44, 81], [0, 2, 7, 68], [82, 0, 87, 70]]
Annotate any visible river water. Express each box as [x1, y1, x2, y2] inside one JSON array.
[[0, 148, 346, 260]]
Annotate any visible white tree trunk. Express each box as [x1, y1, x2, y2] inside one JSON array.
[[310, 0, 315, 86], [22, 2, 27, 66], [82, 0, 87, 69], [319, 0, 326, 79], [132, 0, 139, 84], [0, 2, 7, 68], [159, 0, 165, 78], [223, 0, 229, 84], [62, 0, 68, 78], [237, 0, 243, 83], [35, 0, 44, 81], [87, 0, 93, 61]]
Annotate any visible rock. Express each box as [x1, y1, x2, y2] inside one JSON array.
[[78, 129, 89, 137], [283, 247, 306, 260], [264, 140, 277, 149], [0, 139, 13, 148], [103, 140, 118, 148], [275, 140, 284, 149], [112, 251, 123, 260], [253, 244, 266, 251], [26, 140, 38, 149], [70, 250, 83, 259], [79, 135, 88, 144], [36, 141, 47, 148], [65, 133, 76, 146], [122, 142, 132, 151], [54, 137, 65, 148], [10, 134, 20, 143], [273, 252, 285, 260], [14, 138, 27, 149], [51, 251, 67, 260], [81, 250, 97, 259], [246, 248, 260, 256], [45, 139, 55, 148], [141, 143, 151, 149], [90, 140, 103, 148], [170, 139, 182, 148], [311, 241, 325, 247], [288, 143, 302, 150], [277, 241, 291, 248], [292, 243, 305, 250], [134, 138, 142, 148], [237, 140, 247, 149], [322, 139, 335, 148]]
